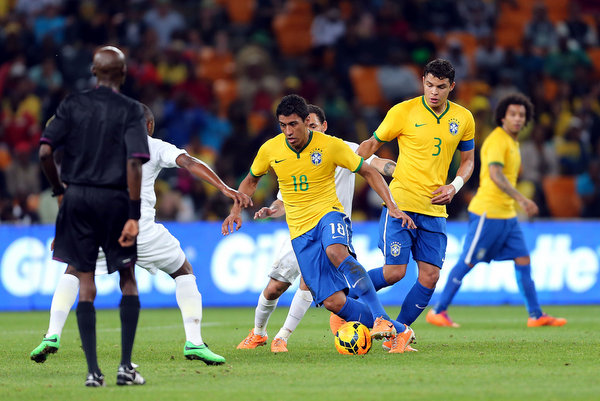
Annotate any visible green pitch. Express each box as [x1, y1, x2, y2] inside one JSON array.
[[1, 305, 598, 401]]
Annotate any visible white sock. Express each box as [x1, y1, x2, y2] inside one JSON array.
[[47, 274, 79, 337], [276, 289, 312, 340], [175, 274, 203, 346], [254, 292, 278, 336]]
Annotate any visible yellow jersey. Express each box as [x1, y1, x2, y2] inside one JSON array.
[[374, 96, 475, 217], [250, 130, 363, 239], [469, 127, 521, 218]]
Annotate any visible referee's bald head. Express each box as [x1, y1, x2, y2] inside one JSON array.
[[92, 46, 126, 85]]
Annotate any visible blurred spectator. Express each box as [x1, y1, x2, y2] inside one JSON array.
[[311, 7, 345, 48], [556, 2, 597, 49], [377, 49, 420, 103], [544, 35, 591, 84], [576, 158, 600, 217], [5, 142, 40, 199], [423, 0, 461, 35], [474, 35, 504, 86], [459, 0, 495, 38], [524, 3, 558, 54], [143, 0, 186, 49], [33, 2, 67, 45], [28, 57, 63, 96], [439, 39, 470, 83], [555, 117, 589, 175]]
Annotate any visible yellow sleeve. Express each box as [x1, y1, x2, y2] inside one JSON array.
[[462, 111, 475, 142], [331, 138, 363, 172], [374, 104, 404, 142], [483, 134, 507, 166], [249, 143, 270, 177]]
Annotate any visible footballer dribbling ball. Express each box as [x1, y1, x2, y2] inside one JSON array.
[[334, 321, 372, 355]]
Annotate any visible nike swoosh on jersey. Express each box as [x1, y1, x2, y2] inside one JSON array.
[[274, 159, 286, 163], [415, 123, 427, 127]]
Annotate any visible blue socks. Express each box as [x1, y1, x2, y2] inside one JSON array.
[[337, 298, 406, 333], [398, 281, 434, 326], [515, 264, 542, 318], [435, 260, 471, 312], [337, 256, 389, 322], [347, 266, 388, 299]]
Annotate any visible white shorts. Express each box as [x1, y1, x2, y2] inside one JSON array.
[[268, 238, 301, 284], [96, 218, 186, 275]]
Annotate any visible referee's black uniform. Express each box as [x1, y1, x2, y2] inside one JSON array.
[[41, 87, 150, 271]]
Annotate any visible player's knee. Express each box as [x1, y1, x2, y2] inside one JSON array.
[[264, 279, 289, 299], [322, 294, 345, 314], [325, 244, 349, 267], [384, 265, 406, 284], [515, 256, 531, 265], [419, 268, 440, 288]]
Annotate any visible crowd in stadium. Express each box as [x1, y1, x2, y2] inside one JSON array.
[[1, 0, 600, 224]]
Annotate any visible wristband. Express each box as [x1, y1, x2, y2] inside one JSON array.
[[450, 176, 464, 193], [52, 186, 65, 197], [128, 199, 141, 220]]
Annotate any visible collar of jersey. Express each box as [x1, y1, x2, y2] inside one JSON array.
[[421, 96, 450, 124], [285, 130, 313, 158]]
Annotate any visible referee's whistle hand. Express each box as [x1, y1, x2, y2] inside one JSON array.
[[119, 219, 139, 247]]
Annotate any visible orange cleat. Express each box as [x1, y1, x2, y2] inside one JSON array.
[[329, 313, 347, 335], [382, 339, 418, 352], [426, 309, 460, 327], [527, 314, 567, 327], [388, 326, 416, 353], [271, 337, 288, 353], [236, 329, 268, 349], [370, 317, 397, 340]]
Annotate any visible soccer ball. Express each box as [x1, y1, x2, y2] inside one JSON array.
[[334, 321, 372, 355]]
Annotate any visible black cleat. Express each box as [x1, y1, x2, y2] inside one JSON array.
[[85, 372, 105, 387], [116, 365, 146, 385]]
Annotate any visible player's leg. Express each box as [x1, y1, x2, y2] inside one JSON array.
[[76, 270, 104, 386], [30, 265, 80, 363], [168, 260, 225, 364], [272, 277, 313, 352]]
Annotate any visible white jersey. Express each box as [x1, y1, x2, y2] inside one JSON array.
[[276, 141, 374, 216], [141, 136, 187, 221]]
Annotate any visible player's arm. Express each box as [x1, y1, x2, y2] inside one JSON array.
[[368, 156, 396, 177], [356, 136, 384, 160], [119, 158, 144, 247], [431, 149, 475, 205], [39, 144, 65, 204], [222, 172, 261, 235], [489, 163, 539, 217], [254, 199, 285, 220], [357, 162, 416, 228], [176, 154, 252, 209]]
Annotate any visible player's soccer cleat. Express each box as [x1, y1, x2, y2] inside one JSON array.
[[370, 317, 397, 340], [116, 364, 145, 385], [84, 372, 105, 387], [388, 326, 416, 353], [237, 329, 268, 349], [30, 334, 60, 363], [382, 339, 418, 352], [426, 309, 460, 327], [184, 341, 226, 365], [329, 312, 347, 335], [271, 337, 288, 353], [527, 313, 567, 327]]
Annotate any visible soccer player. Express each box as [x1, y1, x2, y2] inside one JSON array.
[[354, 59, 475, 347], [31, 105, 252, 366], [237, 104, 396, 353], [223, 94, 417, 354], [38, 46, 150, 387], [427, 93, 567, 328]]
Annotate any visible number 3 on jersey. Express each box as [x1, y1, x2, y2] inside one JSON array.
[[432, 137, 442, 156], [292, 175, 309, 191]]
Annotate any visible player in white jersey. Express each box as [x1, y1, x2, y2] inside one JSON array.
[[237, 105, 396, 352], [30, 104, 252, 365]]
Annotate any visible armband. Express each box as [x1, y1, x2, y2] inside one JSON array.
[[128, 199, 141, 220], [450, 176, 464, 193]]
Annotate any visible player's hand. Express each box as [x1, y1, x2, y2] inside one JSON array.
[[119, 219, 139, 247], [51, 238, 55, 251], [431, 184, 456, 205], [222, 213, 243, 235], [518, 198, 539, 217], [56, 194, 63, 207], [223, 187, 253, 209], [387, 206, 417, 229], [254, 207, 275, 220]]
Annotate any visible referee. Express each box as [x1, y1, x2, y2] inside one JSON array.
[[39, 46, 149, 387]]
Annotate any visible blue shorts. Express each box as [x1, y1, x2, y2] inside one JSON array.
[[460, 212, 529, 264], [378, 208, 447, 268], [291, 211, 355, 306]]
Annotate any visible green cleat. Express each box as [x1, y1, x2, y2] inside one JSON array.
[[30, 334, 60, 363], [183, 341, 226, 365]]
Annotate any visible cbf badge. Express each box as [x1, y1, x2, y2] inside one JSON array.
[[310, 148, 323, 166], [449, 118, 460, 135], [390, 241, 402, 257]]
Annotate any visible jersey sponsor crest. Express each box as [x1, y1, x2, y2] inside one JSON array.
[[310, 148, 323, 166], [449, 118, 460, 135]]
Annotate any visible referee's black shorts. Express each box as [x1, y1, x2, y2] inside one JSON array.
[[52, 185, 137, 274]]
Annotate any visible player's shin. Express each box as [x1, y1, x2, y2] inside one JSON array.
[[398, 281, 434, 325], [338, 256, 389, 321], [435, 260, 471, 313], [175, 274, 203, 345], [47, 273, 80, 337], [277, 289, 312, 339], [76, 302, 101, 375], [119, 295, 140, 368], [515, 264, 543, 319], [347, 267, 387, 299], [255, 293, 278, 336]]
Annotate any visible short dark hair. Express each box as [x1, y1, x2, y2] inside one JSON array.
[[307, 104, 326, 124], [494, 93, 534, 127], [423, 59, 455, 84], [141, 103, 154, 123], [275, 94, 309, 120]]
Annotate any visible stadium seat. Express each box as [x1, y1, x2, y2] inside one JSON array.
[[542, 176, 582, 218], [588, 47, 600, 78], [197, 47, 235, 82], [495, 2, 532, 49], [349, 65, 385, 108], [223, 0, 255, 25], [213, 79, 238, 117], [272, 0, 313, 56], [544, 0, 569, 22]]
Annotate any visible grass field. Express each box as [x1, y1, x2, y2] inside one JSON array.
[[1, 305, 598, 401]]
